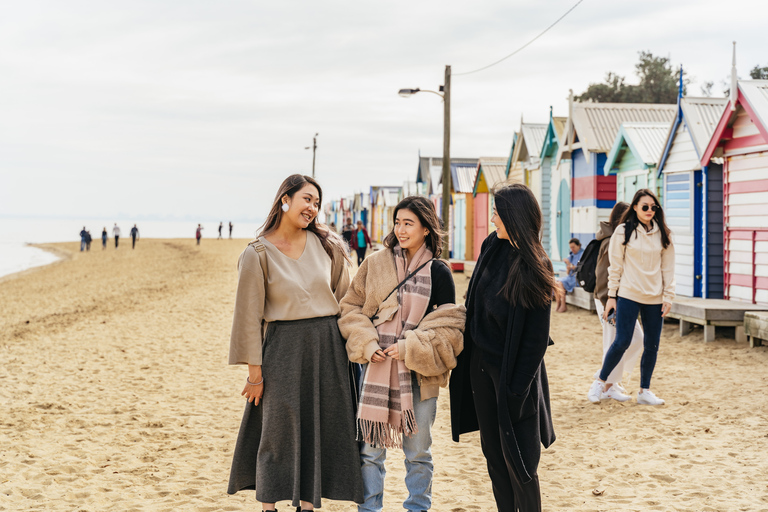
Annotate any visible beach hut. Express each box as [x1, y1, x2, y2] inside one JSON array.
[[657, 96, 728, 298], [448, 162, 478, 261], [701, 79, 768, 305], [540, 109, 567, 259], [561, 99, 676, 245], [510, 122, 548, 205], [472, 157, 510, 259], [604, 122, 671, 202]]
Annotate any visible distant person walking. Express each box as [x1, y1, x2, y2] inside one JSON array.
[[80, 227, 88, 252], [101, 228, 108, 250], [195, 224, 203, 245], [112, 224, 121, 249], [597, 189, 675, 406], [218, 222, 223, 239], [130, 224, 140, 249], [350, 220, 372, 266], [341, 217, 354, 254], [229, 221, 233, 238], [587, 202, 644, 403], [85, 231, 92, 251]]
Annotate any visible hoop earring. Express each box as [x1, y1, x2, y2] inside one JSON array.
[[281, 203, 289, 212]]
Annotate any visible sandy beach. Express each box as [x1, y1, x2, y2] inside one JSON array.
[[1, 239, 767, 512]]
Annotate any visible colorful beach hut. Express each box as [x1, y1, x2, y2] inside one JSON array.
[[540, 109, 567, 259], [472, 157, 510, 259], [657, 96, 728, 298], [604, 122, 671, 202], [701, 79, 768, 305], [448, 162, 478, 261], [510, 122, 548, 206], [562, 100, 676, 245]]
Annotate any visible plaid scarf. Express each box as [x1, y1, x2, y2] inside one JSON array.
[[357, 243, 433, 448]]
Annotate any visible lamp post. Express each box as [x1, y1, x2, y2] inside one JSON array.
[[398, 65, 451, 258], [305, 133, 319, 178]]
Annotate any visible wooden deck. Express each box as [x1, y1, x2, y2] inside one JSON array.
[[667, 297, 768, 343], [744, 311, 768, 348], [565, 287, 596, 311]]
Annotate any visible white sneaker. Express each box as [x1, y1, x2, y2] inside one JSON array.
[[601, 385, 631, 402], [614, 382, 627, 395], [637, 389, 665, 405], [588, 380, 603, 404]]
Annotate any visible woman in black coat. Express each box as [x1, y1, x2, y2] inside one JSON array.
[[450, 183, 556, 512]]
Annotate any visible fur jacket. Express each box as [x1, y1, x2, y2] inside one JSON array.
[[338, 248, 466, 400]]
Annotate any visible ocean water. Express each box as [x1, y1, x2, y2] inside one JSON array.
[[0, 217, 263, 279]]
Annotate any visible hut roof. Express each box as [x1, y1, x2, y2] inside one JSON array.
[[605, 122, 670, 172]]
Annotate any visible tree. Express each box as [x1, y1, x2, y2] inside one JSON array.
[[750, 64, 768, 80], [575, 51, 687, 104]]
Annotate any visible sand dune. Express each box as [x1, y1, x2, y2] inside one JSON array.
[[1, 239, 766, 511]]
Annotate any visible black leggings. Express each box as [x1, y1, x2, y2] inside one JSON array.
[[470, 348, 542, 512], [355, 247, 366, 266]]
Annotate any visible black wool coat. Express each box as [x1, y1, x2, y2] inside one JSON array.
[[450, 233, 556, 484]]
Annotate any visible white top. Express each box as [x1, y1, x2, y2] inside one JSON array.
[[607, 222, 675, 304], [112, 226, 121, 236]]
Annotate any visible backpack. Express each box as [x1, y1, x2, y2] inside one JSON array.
[[575, 238, 602, 293]]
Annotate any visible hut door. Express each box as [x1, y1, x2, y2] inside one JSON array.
[[473, 193, 489, 260], [454, 197, 466, 261], [557, 179, 570, 260], [706, 164, 724, 298]]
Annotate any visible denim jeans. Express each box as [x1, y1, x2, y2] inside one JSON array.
[[600, 296, 664, 390], [358, 371, 437, 512]]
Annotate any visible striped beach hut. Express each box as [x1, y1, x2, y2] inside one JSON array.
[[657, 96, 728, 298], [701, 79, 768, 305], [562, 100, 676, 245], [472, 157, 510, 259], [604, 122, 671, 202], [540, 110, 568, 259], [448, 162, 478, 261], [510, 122, 548, 206]]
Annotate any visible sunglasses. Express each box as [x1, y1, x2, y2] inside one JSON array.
[[640, 204, 660, 212]]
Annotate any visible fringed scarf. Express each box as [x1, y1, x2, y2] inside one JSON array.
[[357, 243, 434, 448]]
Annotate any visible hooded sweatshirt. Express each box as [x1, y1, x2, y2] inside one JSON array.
[[607, 221, 675, 305], [594, 220, 614, 307]]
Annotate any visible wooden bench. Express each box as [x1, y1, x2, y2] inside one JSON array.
[[565, 287, 596, 311], [744, 311, 768, 348], [667, 297, 768, 343]]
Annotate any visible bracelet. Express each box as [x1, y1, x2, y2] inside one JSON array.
[[246, 376, 264, 386]]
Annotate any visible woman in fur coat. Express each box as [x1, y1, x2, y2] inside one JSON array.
[[450, 184, 556, 512], [338, 195, 466, 512]]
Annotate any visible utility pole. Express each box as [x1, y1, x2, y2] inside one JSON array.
[[441, 65, 451, 259], [306, 133, 318, 178]]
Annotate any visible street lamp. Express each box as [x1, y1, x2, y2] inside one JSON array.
[[398, 65, 451, 259], [304, 133, 319, 178]]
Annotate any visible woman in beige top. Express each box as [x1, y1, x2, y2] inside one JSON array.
[[597, 189, 675, 406], [227, 175, 363, 512]]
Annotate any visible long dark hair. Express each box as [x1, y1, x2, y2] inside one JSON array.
[[610, 201, 629, 230], [492, 183, 555, 309], [259, 174, 349, 262], [383, 196, 445, 258], [620, 189, 671, 249]]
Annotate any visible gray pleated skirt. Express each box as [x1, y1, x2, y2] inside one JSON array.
[[227, 316, 364, 508]]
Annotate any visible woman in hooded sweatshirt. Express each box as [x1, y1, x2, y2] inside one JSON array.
[[450, 183, 556, 512], [338, 195, 465, 512], [597, 189, 675, 406], [587, 201, 644, 403]]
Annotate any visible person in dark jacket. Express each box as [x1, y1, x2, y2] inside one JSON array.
[[450, 183, 556, 512], [351, 220, 372, 266]]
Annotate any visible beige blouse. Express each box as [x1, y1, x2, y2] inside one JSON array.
[[228, 231, 350, 366]]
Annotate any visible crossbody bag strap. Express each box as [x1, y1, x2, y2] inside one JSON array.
[[369, 258, 436, 321]]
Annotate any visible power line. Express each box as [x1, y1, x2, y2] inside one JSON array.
[[454, 0, 585, 77]]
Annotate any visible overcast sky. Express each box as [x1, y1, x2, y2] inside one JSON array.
[[1, 0, 765, 223]]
